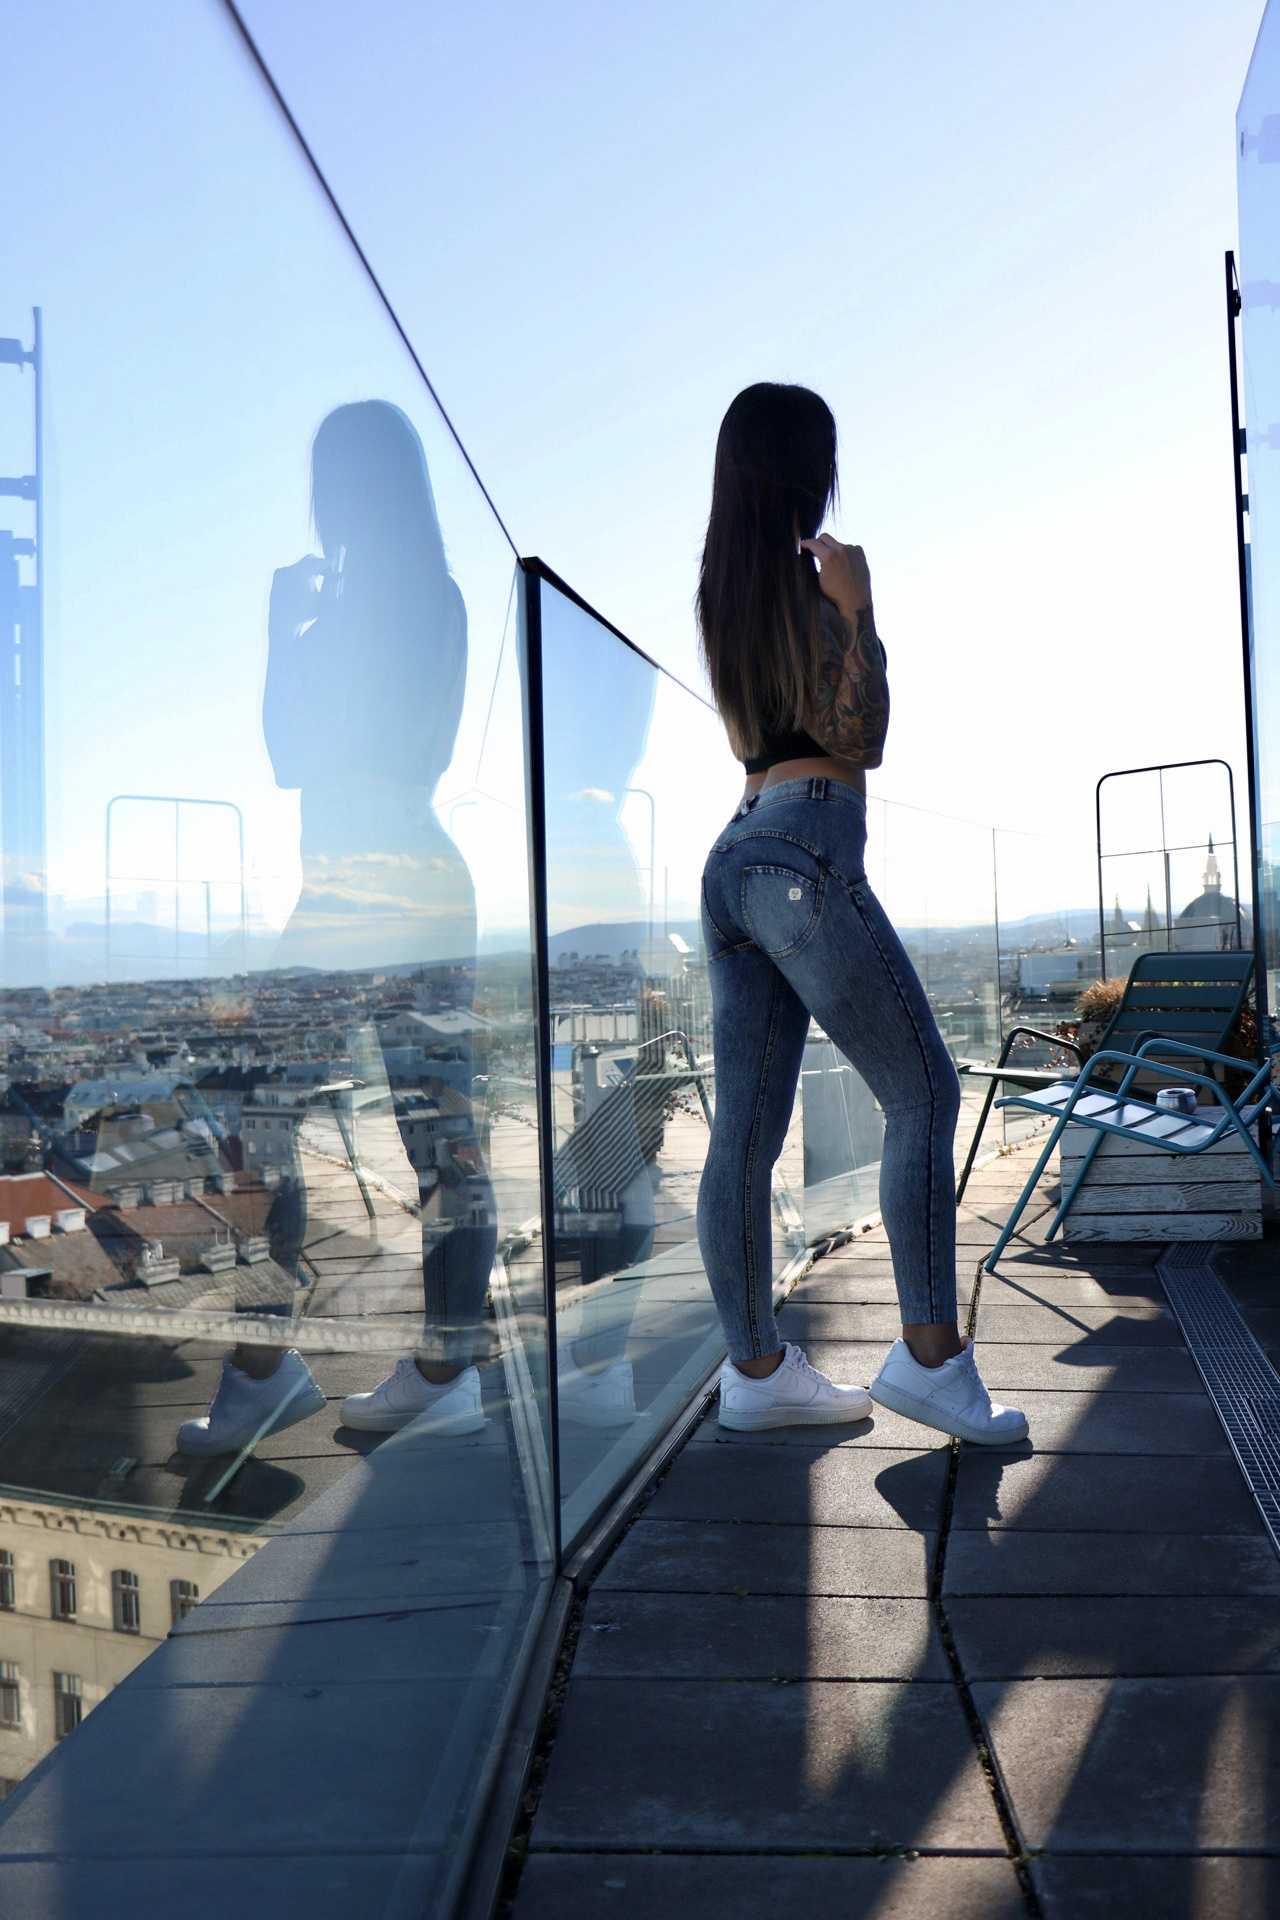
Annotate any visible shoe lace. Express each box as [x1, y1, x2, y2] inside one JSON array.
[[957, 1343, 993, 1413], [788, 1345, 830, 1388], [378, 1356, 417, 1398]]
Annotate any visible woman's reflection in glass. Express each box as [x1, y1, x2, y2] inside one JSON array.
[[177, 400, 497, 1456]]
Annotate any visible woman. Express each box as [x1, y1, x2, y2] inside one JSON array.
[[695, 383, 1025, 1445]]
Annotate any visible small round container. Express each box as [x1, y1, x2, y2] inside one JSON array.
[[1155, 1086, 1198, 1117]]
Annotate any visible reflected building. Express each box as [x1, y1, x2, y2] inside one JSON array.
[[1173, 835, 1250, 951], [0, 1495, 258, 1793]]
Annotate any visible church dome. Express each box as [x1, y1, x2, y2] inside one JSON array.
[[1173, 835, 1250, 950]]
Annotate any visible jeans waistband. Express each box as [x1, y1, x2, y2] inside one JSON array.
[[735, 774, 867, 818]]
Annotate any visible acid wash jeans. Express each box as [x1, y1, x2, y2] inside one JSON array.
[[697, 774, 962, 1364]]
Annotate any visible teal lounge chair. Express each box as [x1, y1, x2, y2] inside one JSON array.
[[957, 950, 1256, 1205], [984, 1024, 1279, 1272]]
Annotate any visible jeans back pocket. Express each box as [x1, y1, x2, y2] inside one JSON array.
[[739, 863, 825, 959]]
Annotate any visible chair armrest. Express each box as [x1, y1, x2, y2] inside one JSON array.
[[1131, 1036, 1273, 1077], [1083, 1048, 1271, 1112], [1003, 1024, 1083, 1058]]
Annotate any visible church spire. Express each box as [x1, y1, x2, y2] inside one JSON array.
[[1203, 833, 1221, 894]]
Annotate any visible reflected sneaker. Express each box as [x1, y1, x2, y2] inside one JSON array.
[[868, 1336, 1028, 1445], [176, 1349, 326, 1456], [558, 1359, 637, 1428], [719, 1342, 872, 1431], [340, 1358, 485, 1435]]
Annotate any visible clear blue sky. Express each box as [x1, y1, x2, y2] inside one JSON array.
[[242, 0, 1266, 864], [1, 0, 1267, 973]]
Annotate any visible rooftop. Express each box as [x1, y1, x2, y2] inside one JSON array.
[[511, 1140, 1280, 1915]]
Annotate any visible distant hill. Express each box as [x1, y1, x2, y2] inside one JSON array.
[[546, 920, 702, 963]]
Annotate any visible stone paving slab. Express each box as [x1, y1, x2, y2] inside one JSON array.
[[951, 1451, 1261, 1534], [516, 1140, 1280, 1919], [943, 1529, 1280, 1597], [948, 1594, 1280, 1676], [689, 1403, 952, 1450], [643, 1440, 948, 1530], [779, 1301, 950, 1343], [973, 1675, 1280, 1851], [575, 1590, 948, 1679], [788, 1271, 978, 1306], [968, 1389, 1228, 1454], [0, 1673, 470, 1855], [516, 1854, 1027, 1919], [133, 1596, 516, 1687], [534, 1677, 1006, 1852], [981, 1274, 1165, 1306], [994, 1242, 1162, 1272], [973, 1303, 1181, 1344], [804, 1339, 1203, 1392], [595, 1519, 935, 1597], [0, 1854, 443, 1920], [1032, 1856, 1280, 1918]]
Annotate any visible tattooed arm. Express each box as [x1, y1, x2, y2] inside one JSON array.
[[805, 598, 890, 767]]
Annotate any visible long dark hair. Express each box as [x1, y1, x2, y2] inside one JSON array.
[[695, 383, 839, 759], [310, 400, 465, 789]]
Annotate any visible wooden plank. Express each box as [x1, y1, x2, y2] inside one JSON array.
[[1123, 985, 1246, 1008], [1064, 1212, 1262, 1242], [1061, 1121, 1254, 1161], [1057, 1155, 1256, 1187], [1110, 1009, 1231, 1034], [1059, 1181, 1259, 1213]]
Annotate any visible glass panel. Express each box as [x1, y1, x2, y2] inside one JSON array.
[[993, 825, 1101, 1145], [1096, 764, 1246, 969], [536, 579, 733, 1545], [536, 575, 1022, 1548], [1240, 29, 1280, 1016], [873, 798, 1001, 1174], [0, 2, 550, 1903]]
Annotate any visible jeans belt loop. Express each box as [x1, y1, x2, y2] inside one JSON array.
[[812, 774, 827, 800]]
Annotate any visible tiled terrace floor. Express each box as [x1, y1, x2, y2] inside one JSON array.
[[513, 1138, 1280, 1920]]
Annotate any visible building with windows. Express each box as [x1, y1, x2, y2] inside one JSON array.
[[0, 1495, 257, 1789]]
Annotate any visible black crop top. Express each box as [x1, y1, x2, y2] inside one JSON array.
[[742, 726, 829, 774], [741, 629, 889, 774]]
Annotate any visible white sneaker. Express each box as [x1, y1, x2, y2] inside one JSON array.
[[176, 1349, 326, 1456], [868, 1336, 1028, 1445], [340, 1358, 486, 1435], [718, 1342, 872, 1431], [558, 1358, 637, 1428]]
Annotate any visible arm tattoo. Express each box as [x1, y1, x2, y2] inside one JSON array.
[[805, 602, 890, 766]]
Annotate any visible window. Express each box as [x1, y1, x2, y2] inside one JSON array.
[[52, 1672, 82, 1740], [0, 1549, 13, 1611], [0, 1662, 20, 1730], [170, 1579, 199, 1625], [111, 1569, 141, 1635], [49, 1558, 76, 1620]]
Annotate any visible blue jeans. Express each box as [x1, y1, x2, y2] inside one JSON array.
[[697, 774, 961, 1362]]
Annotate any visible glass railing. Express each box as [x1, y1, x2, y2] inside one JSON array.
[[1240, 25, 1280, 1025], [0, 2, 550, 1906], [0, 1, 1107, 1903]]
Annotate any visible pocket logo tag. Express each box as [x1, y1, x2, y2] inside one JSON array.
[[788, 886, 803, 900]]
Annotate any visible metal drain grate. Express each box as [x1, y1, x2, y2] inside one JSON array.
[[1157, 1242, 1280, 1557]]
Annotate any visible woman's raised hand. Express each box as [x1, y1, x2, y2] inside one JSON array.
[[269, 554, 326, 633], [798, 534, 872, 622]]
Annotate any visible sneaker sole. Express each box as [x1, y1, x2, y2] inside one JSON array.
[[719, 1393, 872, 1431], [867, 1378, 1028, 1446]]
